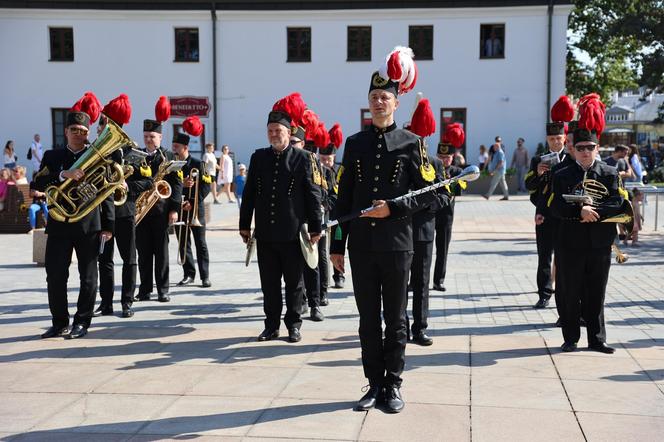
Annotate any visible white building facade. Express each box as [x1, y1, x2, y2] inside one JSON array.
[[0, 0, 572, 173]]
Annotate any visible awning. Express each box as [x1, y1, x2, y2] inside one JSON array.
[[605, 127, 634, 134]]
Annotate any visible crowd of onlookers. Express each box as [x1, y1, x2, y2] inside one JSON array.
[[201, 142, 246, 206]]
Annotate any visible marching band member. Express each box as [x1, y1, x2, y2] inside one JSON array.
[[136, 97, 183, 302], [330, 47, 449, 413], [239, 93, 322, 343], [173, 116, 212, 288]]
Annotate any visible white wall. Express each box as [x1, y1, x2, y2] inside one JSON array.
[[0, 5, 571, 173]]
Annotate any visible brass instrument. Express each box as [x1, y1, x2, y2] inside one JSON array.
[[134, 156, 186, 226], [175, 168, 202, 265], [46, 117, 137, 223]]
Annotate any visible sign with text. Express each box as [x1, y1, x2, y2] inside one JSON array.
[[169, 96, 211, 118]]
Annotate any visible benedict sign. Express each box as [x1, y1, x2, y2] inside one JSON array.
[[169, 96, 211, 118]]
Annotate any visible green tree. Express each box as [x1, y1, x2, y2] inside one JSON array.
[[567, 0, 663, 103]]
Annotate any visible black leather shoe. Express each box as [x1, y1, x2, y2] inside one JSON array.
[[41, 326, 69, 339], [554, 318, 562, 327], [433, 284, 446, 291], [93, 304, 113, 317], [561, 342, 577, 352], [310, 306, 324, 322], [201, 279, 211, 288], [122, 307, 134, 318], [333, 278, 345, 289], [288, 328, 302, 343], [412, 331, 433, 346], [533, 298, 550, 309], [177, 276, 194, 286], [383, 386, 405, 413], [134, 293, 151, 302], [67, 324, 88, 339], [355, 385, 382, 411], [257, 329, 279, 341], [158, 294, 170, 303], [589, 342, 615, 354], [319, 295, 329, 306]]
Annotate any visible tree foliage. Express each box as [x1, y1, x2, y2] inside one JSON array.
[[567, 0, 663, 102]]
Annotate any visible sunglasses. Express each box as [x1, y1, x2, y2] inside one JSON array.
[[575, 145, 596, 152], [69, 128, 89, 135]]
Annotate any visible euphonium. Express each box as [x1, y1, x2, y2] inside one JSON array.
[[46, 118, 138, 223], [134, 153, 173, 226]]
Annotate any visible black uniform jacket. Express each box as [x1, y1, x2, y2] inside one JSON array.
[[239, 145, 322, 242], [535, 152, 575, 217], [330, 123, 449, 253], [143, 147, 183, 219], [413, 156, 447, 242], [32, 146, 115, 236], [549, 160, 625, 249], [435, 163, 463, 227], [115, 152, 153, 219], [180, 154, 211, 225]]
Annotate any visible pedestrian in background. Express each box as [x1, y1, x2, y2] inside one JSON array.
[[203, 143, 221, 203], [478, 145, 488, 171], [217, 144, 235, 203], [511, 137, 529, 193], [483, 138, 509, 200], [234, 163, 246, 206], [4, 141, 17, 170], [30, 134, 43, 177]]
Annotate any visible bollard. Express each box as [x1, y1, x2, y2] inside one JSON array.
[[32, 228, 47, 266]]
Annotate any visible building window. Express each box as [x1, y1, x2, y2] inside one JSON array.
[[480, 24, 505, 59], [440, 108, 467, 155], [175, 28, 199, 62], [49, 27, 74, 61], [287, 27, 311, 62], [51, 108, 69, 149], [347, 26, 371, 61], [409, 25, 433, 60], [361, 109, 372, 131]]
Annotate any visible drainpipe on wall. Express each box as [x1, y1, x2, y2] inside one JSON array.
[[546, 0, 554, 123], [211, 2, 219, 145]]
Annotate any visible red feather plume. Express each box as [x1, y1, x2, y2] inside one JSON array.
[[442, 123, 465, 148], [387, 51, 402, 81], [577, 93, 606, 135], [409, 98, 436, 137], [272, 92, 306, 128], [183, 116, 204, 136], [71, 92, 102, 123], [550, 95, 574, 123], [328, 123, 343, 148], [102, 94, 132, 125], [302, 109, 319, 141], [314, 122, 330, 148], [155, 96, 171, 122]]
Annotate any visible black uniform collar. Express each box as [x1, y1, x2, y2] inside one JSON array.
[[371, 122, 397, 134], [271, 145, 291, 156], [66, 145, 87, 157]]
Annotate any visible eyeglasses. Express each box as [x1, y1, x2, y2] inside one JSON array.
[[575, 145, 596, 152], [68, 128, 89, 135]]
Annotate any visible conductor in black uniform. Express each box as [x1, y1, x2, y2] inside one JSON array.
[[95, 115, 153, 318], [135, 119, 183, 302], [432, 131, 465, 292], [330, 63, 449, 413], [239, 110, 322, 343], [550, 126, 626, 354], [173, 132, 212, 288], [34, 111, 115, 339]]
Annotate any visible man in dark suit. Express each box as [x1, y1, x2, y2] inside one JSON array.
[[239, 109, 322, 343], [33, 111, 115, 339], [330, 63, 449, 413], [550, 126, 626, 354], [135, 119, 183, 302], [95, 115, 153, 318], [173, 132, 212, 288]]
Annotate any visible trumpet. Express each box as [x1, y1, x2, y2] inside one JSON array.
[[175, 168, 202, 265]]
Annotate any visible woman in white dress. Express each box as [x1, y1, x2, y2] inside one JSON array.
[[217, 144, 235, 202], [203, 143, 221, 203]]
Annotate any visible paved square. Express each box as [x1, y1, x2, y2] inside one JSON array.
[[0, 195, 663, 440]]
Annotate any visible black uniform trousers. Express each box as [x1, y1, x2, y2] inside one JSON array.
[[98, 217, 136, 307], [302, 235, 329, 307], [535, 219, 556, 300], [177, 225, 210, 280], [257, 240, 304, 331], [433, 215, 453, 286], [349, 249, 413, 388], [136, 215, 170, 296], [409, 241, 433, 334], [558, 246, 610, 346], [45, 233, 99, 329]]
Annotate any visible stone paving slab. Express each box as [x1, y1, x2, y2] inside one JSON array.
[[0, 196, 662, 441]]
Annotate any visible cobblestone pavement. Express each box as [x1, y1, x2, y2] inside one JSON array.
[[0, 195, 662, 441]]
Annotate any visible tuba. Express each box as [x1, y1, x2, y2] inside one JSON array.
[[46, 118, 137, 223]]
